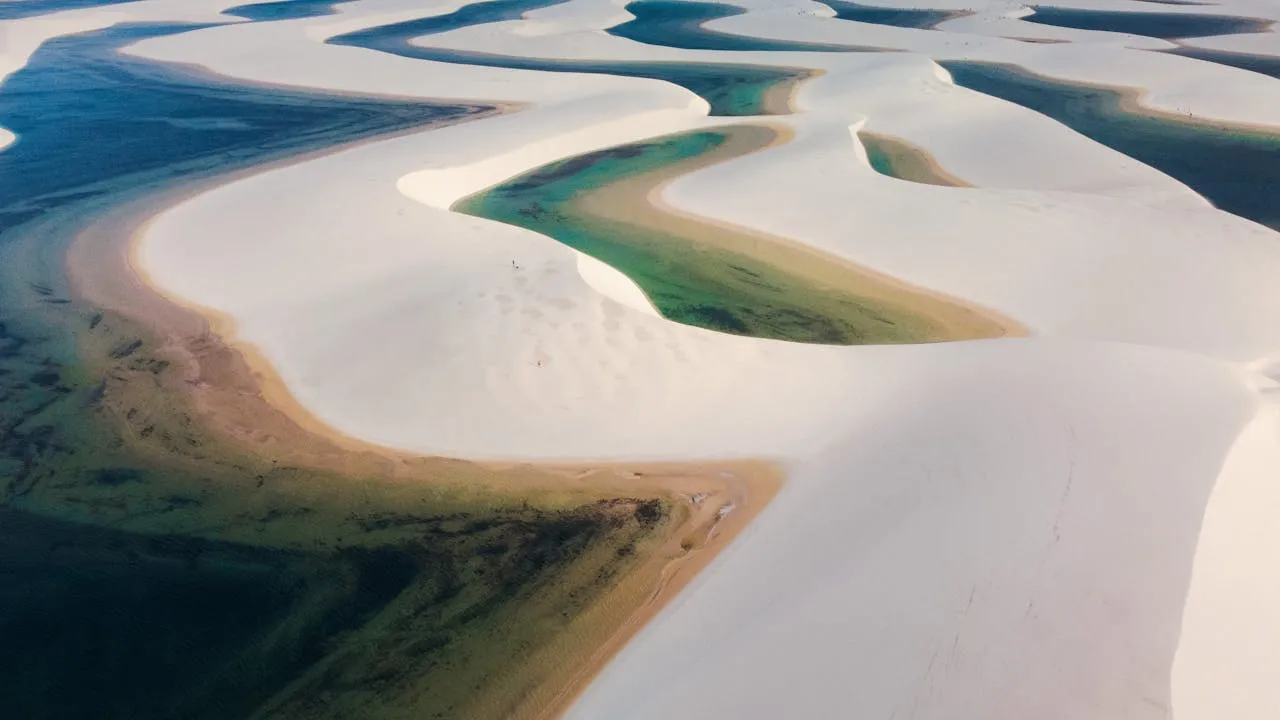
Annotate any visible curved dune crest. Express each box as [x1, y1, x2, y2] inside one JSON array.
[[1172, 391, 1280, 719], [574, 252, 661, 317], [12, 0, 1280, 717]]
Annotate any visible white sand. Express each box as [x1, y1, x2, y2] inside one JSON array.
[[10, 0, 1280, 716]]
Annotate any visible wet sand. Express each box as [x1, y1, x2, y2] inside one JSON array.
[[949, 60, 1280, 142], [1114, 80, 1280, 135], [943, 60, 1280, 230], [760, 68, 820, 115], [859, 130, 972, 187], [65, 130, 781, 718], [579, 123, 1021, 342]]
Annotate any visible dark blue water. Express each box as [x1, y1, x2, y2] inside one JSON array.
[[0, 0, 139, 20], [334, 0, 569, 37], [823, 0, 959, 30], [943, 61, 1280, 230], [329, 0, 811, 115], [224, 0, 353, 21], [1170, 46, 1280, 80], [1023, 6, 1270, 39], [609, 0, 867, 51], [0, 23, 482, 238]]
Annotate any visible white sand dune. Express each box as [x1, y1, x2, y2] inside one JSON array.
[[1183, 27, 1280, 57], [9, 0, 1280, 716], [569, 339, 1262, 719]]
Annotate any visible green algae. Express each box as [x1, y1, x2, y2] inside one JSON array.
[[0, 23, 678, 720], [0, 297, 676, 720], [456, 127, 950, 345]]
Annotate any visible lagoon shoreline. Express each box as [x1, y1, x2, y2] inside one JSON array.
[[62, 107, 781, 719]]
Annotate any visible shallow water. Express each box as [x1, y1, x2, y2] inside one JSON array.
[[824, 0, 959, 30], [0, 21, 477, 384], [0, 24, 474, 234], [861, 132, 964, 186], [329, 0, 809, 115], [0, 20, 663, 720], [943, 61, 1280, 230], [457, 127, 944, 344], [223, 0, 352, 21], [1022, 6, 1270, 39], [608, 0, 867, 52], [0, 0, 139, 20], [1170, 45, 1280, 80]]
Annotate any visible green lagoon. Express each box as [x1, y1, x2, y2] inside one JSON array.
[[457, 126, 995, 344]]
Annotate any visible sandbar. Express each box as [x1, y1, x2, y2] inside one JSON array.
[[574, 123, 1021, 342], [65, 120, 780, 719]]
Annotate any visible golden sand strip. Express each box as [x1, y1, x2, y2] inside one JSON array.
[[1116, 79, 1280, 135], [975, 61, 1280, 136], [858, 130, 972, 188], [65, 128, 780, 719], [578, 122, 1024, 342], [67, 112, 1011, 716], [761, 68, 823, 115]]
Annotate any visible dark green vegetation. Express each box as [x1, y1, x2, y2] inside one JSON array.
[[943, 61, 1280, 229], [457, 127, 944, 344], [328, 0, 811, 116], [1021, 5, 1271, 39], [0, 21, 675, 720], [824, 0, 961, 30], [0, 259, 673, 719]]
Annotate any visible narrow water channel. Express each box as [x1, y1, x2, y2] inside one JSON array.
[[1020, 6, 1271, 39], [1169, 45, 1280, 80], [329, 0, 812, 115], [824, 0, 962, 30], [457, 125, 1004, 344], [608, 0, 868, 52], [943, 60, 1280, 230], [224, 0, 353, 21]]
